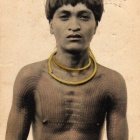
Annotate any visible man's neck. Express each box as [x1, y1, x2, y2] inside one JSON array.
[[54, 48, 89, 69]]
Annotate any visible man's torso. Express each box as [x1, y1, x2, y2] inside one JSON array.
[[20, 60, 120, 140]]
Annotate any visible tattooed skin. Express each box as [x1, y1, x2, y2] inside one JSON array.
[[5, 60, 128, 140]]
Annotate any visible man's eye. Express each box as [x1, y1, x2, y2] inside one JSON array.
[[59, 15, 69, 21], [80, 15, 90, 21]]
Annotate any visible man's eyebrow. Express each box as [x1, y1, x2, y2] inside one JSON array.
[[78, 10, 92, 15], [57, 10, 70, 15]]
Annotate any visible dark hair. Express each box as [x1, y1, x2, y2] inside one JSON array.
[[45, 0, 104, 23]]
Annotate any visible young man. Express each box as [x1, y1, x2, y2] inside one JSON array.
[[5, 0, 128, 140]]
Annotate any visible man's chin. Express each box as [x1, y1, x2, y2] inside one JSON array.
[[64, 47, 86, 55]]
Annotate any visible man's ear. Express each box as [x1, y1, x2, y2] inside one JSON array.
[[50, 21, 54, 34]]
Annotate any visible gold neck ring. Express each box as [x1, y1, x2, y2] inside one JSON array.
[[47, 50, 97, 86], [52, 52, 92, 71]]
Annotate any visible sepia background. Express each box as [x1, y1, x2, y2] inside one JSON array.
[[0, 0, 140, 139]]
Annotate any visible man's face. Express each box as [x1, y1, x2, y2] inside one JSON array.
[[50, 3, 97, 53]]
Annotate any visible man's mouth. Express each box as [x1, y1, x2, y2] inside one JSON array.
[[66, 34, 82, 41]]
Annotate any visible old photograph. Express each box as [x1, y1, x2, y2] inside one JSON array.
[[0, 0, 140, 140]]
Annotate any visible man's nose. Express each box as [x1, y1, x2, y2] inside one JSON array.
[[68, 18, 81, 32]]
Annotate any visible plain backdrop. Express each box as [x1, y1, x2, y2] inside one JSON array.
[[0, 0, 140, 140]]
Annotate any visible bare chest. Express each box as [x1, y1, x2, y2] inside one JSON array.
[[34, 74, 107, 131]]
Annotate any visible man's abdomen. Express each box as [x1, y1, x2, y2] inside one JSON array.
[[32, 123, 102, 140]]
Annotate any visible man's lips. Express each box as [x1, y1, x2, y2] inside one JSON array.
[[66, 34, 82, 39]]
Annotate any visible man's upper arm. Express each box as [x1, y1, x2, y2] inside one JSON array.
[[5, 66, 35, 140], [106, 73, 128, 140]]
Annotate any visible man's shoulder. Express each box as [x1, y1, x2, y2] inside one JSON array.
[[97, 64, 126, 94], [15, 60, 48, 83], [97, 63, 125, 83], [97, 64, 127, 107]]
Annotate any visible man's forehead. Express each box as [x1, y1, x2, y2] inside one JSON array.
[[55, 3, 92, 14]]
